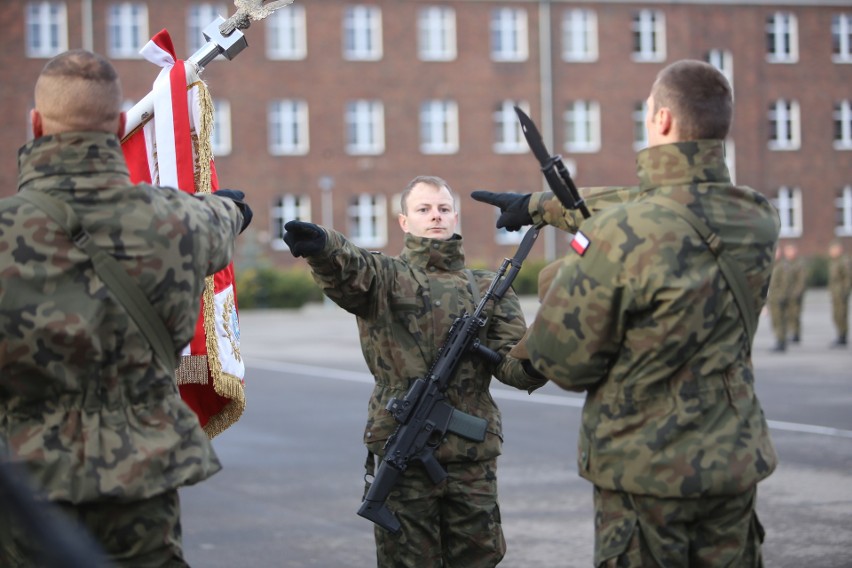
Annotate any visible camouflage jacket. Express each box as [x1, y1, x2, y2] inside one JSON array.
[[0, 132, 243, 503], [828, 255, 851, 297], [526, 140, 779, 498], [305, 230, 545, 463]]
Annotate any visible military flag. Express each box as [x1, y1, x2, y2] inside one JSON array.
[[120, 28, 244, 438]]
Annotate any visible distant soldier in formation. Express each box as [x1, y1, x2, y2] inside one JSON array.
[[767, 246, 792, 352], [475, 59, 778, 567], [827, 240, 851, 347], [783, 242, 808, 344]]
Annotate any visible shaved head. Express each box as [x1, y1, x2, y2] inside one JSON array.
[[33, 49, 123, 135]]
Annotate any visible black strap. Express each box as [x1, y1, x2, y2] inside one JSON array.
[[15, 191, 177, 367], [648, 196, 757, 351]]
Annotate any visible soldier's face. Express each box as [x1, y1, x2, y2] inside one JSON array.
[[398, 183, 458, 240]]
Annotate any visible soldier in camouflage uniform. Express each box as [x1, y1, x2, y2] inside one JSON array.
[[782, 243, 808, 344], [827, 240, 850, 347], [474, 60, 778, 567], [283, 176, 546, 568], [0, 50, 251, 567], [767, 246, 792, 352]]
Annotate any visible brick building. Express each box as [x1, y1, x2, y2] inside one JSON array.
[[2, 0, 851, 268]]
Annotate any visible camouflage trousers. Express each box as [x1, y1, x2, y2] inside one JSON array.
[[768, 300, 789, 343], [370, 457, 506, 568], [0, 489, 188, 568], [593, 486, 765, 568], [830, 287, 850, 336]]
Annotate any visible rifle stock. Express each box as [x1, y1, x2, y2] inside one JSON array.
[[357, 225, 542, 534]]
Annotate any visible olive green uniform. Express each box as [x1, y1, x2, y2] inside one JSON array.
[[828, 252, 851, 343], [304, 229, 545, 568], [0, 132, 244, 566], [525, 141, 778, 567]]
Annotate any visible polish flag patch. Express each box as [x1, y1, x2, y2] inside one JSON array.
[[570, 231, 591, 256]]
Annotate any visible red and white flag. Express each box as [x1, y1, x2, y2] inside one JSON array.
[[121, 29, 245, 438]]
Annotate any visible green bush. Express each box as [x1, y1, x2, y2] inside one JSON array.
[[513, 259, 549, 296], [807, 255, 828, 288], [236, 267, 323, 309]]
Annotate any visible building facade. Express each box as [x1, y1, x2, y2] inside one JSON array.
[[2, 0, 851, 267]]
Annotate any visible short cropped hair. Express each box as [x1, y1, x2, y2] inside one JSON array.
[[400, 175, 456, 215], [652, 60, 733, 141]]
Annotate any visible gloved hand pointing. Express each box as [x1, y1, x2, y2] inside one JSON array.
[[470, 191, 532, 232], [213, 189, 253, 234], [283, 220, 327, 258]]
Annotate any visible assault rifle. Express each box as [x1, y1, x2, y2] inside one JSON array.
[[357, 221, 544, 534]]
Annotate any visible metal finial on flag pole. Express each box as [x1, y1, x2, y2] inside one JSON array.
[[123, 0, 295, 137]]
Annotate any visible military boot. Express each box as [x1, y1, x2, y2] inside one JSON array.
[[830, 334, 847, 348], [771, 340, 786, 353]]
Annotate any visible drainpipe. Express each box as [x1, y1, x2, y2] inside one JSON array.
[[81, 0, 93, 51], [538, 0, 556, 261]]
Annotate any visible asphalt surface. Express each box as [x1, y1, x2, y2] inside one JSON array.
[[180, 289, 852, 567]]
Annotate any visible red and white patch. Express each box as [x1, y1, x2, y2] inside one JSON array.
[[570, 231, 591, 256]]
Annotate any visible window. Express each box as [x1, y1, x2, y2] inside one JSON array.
[[266, 4, 307, 60], [490, 8, 528, 62], [766, 11, 798, 63], [493, 100, 528, 154], [561, 8, 597, 62], [833, 13, 852, 63], [724, 139, 737, 185], [211, 99, 231, 156], [343, 5, 382, 61], [836, 186, 852, 236], [271, 194, 312, 250], [631, 9, 665, 62], [107, 3, 148, 59], [420, 100, 459, 154], [706, 49, 734, 92], [834, 100, 852, 150], [347, 194, 387, 248], [633, 100, 648, 151], [774, 186, 803, 238], [269, 99, 309, 155], [564, 100, 601, 153], [768, 99, 801, 151], [345, 100, 384, 155], [187, 3, 225, 54], [26, 2, 67, 58], [418, 6, 456, 61]]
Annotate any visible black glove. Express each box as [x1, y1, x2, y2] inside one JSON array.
[[283, 220, 327, 258], [213, 189, 253, 234], [471, 191, 532, 231]]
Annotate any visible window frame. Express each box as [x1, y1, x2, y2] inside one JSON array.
[[833, 99, 852, 150], [343, 5, 383, 61], [490, 7, 529, 62], [271, 194, 312, 251], [768, 99, 801, 151], [420, 100, 459, 155], [418, 6, 456, 62], [26, 1, 68, 58], [107, 2, 148, 59], [766, 11, 799, 64], [268, 99, 310, 156], [345, 99, 385, 156], [347, 193, 388, 249], [563, 100, 601, 153], [266, 3, 307, 60], [775, 186, 803, 238], [832, 13, 852, 63], [836, 186, 852, 236], [561, 8, 598, 63], [493, 100, 529, 154], [631, 9, 666, 63]]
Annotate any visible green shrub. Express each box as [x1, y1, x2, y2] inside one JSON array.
[[513, 259, 549, 296], [807, 255, 828, 288], [236, 267, 323, 309]]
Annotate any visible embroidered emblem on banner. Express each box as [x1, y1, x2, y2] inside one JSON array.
[[571, 231, 591, 256]]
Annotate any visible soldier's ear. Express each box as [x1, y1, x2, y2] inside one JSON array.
[[398, 212, 409, 233], [30, 109, 43, 139]]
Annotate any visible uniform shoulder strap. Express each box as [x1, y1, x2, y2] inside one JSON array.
[[647, 195, 757, 351], [14, 191, 177, 368]]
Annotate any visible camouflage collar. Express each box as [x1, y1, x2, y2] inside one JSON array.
[[17, 132, 130, 192], [635, 140, 731, 190], [401, 233, 466, 272]]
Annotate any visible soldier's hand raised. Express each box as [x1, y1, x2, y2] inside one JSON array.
[[283, 220, 327, 258], [471, 191, 532, 232]]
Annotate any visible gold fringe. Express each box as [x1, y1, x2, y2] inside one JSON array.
[[176, 355, 210, 385]]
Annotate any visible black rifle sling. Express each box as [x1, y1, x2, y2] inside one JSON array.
[[648, 196, 756, 352], [15, 191, 176, 367]]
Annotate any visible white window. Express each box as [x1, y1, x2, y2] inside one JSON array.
[[187, 3, 225, 54], [271, 194, 312, 250], [343, 5, 382, 61], [420, 100, 459, 155], [269, 99, 309, 156], [345, 100, 385, 155], [266, 4, 307, 60], [832, 13, 852, 63], [496, 224, 529, 246], [774, 186, 803, 238], [836, 186, 852, 236], [490, 8, 528, 62], [834, 100, 852, 150], [707, 49, 734, 93], [724, 139, 737, 185], [347, 194, 387, 248], [631, 9, 665, 62], [564, 100, 601, 153], [107, 3, 148, 59], [766, 11, 798, 63], [561, 8, 597, 62], [211, 99, 231, 156], [418, 6, 456, 62], [493, 100, 528, 154], [26, 2, 67, 58], [633, 100, 648, 151], [768, 99, 801, 151]]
